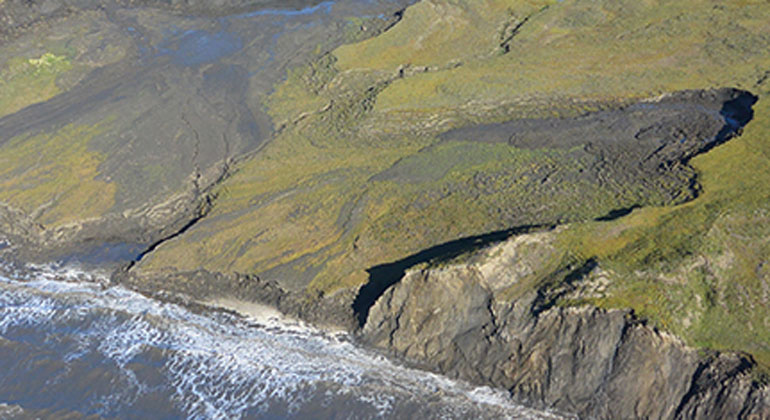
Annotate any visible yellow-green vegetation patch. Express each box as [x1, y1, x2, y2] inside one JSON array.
[[140, 137, 415, 278], [0, 123, 116, 227], [28, 52, 69, 70], [0, 52, 73, 118], [335, 0, 557, 71], [348, 0, 770, 113], [266, 53, 337, 125]]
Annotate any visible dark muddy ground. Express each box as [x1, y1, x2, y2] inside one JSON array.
[[0, 1, 330, 39], [441, 88, 756, 177], [0, 0, 412, 261]]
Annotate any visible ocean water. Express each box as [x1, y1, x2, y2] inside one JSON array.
[[0, 266, 567, 420]]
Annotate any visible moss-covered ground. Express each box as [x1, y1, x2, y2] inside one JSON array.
[[0, 53, 72, 118], [0, 122, 116, 227]]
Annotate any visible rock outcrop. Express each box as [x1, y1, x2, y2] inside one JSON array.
[[360, 232, 770, 419]]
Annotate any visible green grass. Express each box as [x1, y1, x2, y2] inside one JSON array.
[[367, 1, 769, 113], [0, 122, 116, 227], [0, 53, 72, 118], [334, 0, 557, 71]]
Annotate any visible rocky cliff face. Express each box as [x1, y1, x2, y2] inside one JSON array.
[[360, 232, 770, 419]]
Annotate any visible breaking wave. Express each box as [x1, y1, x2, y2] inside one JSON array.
[[0, 266, 567, 419]]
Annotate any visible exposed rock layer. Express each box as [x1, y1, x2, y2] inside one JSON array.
[[113, 227, 770, 419], [360, 236, 770, 419]]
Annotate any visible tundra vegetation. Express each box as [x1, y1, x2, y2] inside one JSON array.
[[0, 0, 769, 375]]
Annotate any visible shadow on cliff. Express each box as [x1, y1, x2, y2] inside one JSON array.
[[353, 224, 549, 328]]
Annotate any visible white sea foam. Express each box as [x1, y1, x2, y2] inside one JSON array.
[[0, 271, 570, 420]]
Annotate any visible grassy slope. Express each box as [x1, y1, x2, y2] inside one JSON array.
[[364, 0, 768, 111], [0, 53, 73, 118], [0, 9, 129, 120], [0, 11, 131, 229], [0, 48, 121, 229], [138, 0, 770, 364], [0, 123, 116, 228]]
